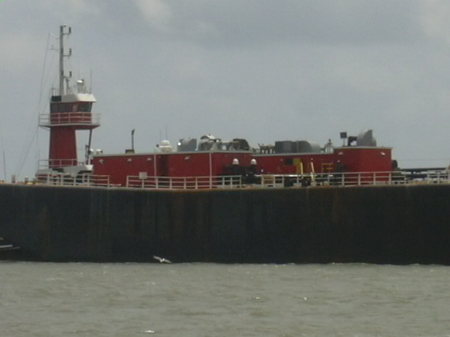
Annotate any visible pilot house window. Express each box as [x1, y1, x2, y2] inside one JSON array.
[[50, 102, 92, 113]]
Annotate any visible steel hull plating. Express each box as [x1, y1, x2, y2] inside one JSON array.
[[1, 184, 449, 264]]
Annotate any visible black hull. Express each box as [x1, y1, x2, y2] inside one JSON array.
[[1, 183, 449, 264]]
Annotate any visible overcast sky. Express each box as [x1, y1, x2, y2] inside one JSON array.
[[1, 0, 449, 179]]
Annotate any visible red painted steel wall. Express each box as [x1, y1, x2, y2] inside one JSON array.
[[165, 152, 252, 177], [93, 152, 253, 186], [93, 147, 392, 185], [334, 147, 392, 172], [254, 153, 336, 174], [49, 127, 78, 167], [93, 154, 158, 186], [255, 148, 392, 175], [212, 152, 253, 175], [48, 101, 97, 168]]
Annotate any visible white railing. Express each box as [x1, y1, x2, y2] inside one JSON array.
[[126, 175, 243, 190], [126, 170, 449, 190], [38, 159, 86, 169], [33, 170, 449, 190], [257, 170, 449, 188], [407, 170, 450, 184], [36, 173, 110, 187], [258, 171, 403, 188], [39, 112, 101, 127]]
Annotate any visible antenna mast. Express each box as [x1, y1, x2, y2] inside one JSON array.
[[59, 25, 72, 95]]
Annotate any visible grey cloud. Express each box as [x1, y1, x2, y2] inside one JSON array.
[[134, 0, 425, 48], [0, 0, 449, 178]]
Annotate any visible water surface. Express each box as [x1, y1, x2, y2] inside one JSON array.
[[1, 262, 449, 337]]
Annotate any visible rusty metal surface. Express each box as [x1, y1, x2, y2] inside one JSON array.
[[0, 183, 449, 263]]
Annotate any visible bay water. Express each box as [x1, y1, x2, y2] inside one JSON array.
[[1, 262, 449, 337]]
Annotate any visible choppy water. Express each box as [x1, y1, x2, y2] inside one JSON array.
[[1, 262, 450, 337]]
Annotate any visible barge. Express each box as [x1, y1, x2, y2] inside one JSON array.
[[1, 26, 449, 263]]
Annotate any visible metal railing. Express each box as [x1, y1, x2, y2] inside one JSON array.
[[35, 173, 110, 187], [39, 112, 100, 127], [126, 170, 449, 190], [258, 172, 402, 188], [126, 175, 243, 190], [258, 170, 449, 188], [38, 159, 86, 169], [32, 170, 449, 190]]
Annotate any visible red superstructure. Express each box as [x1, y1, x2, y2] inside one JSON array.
[[91, 131, 393, 187], [37, 26, 99, 179], [93, 151, 253, 186], [255, 147, 392, 175], [36, 26, 394, 188], [44, 90, 98, 168]]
